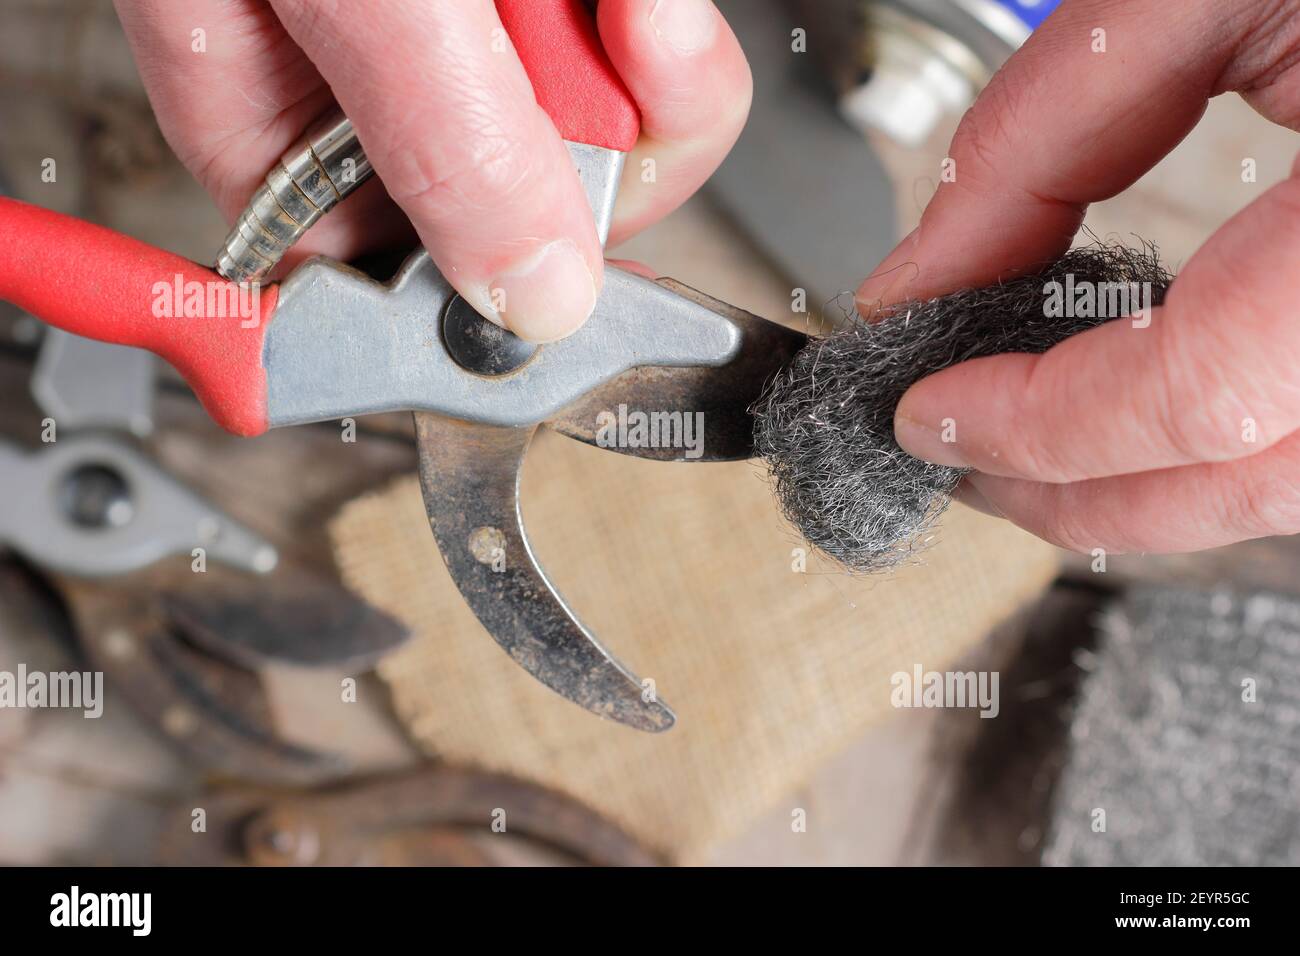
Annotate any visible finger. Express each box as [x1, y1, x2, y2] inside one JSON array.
[[269, 0, 604, 342], [963, 428, 1300, 554], [951, 480, 1000, 520], [112, 0, 330, 214], [895, 171, 1300, 483], [856, 0, 1260, 310], [113, 0, 413, 263], [596, 0, 752, 245]]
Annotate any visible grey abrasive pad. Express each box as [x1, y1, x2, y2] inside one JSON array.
[[1044, 587, 1300, 866]]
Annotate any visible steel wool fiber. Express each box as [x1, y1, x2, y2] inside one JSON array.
[[753, 242, 1173, 573]]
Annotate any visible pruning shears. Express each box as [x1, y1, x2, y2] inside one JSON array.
[[0, 0, 805, 731]]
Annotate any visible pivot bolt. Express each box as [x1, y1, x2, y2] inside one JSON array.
[[442, 295, 537, 376]]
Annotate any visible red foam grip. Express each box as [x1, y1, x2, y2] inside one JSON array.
[[0, 198, 271, 436], [497, 0, 640, 151]]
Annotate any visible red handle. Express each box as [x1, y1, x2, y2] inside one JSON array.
[[0, 3, 633, 439], [497, 0, 640, 152], [0, 199, 272, 436]]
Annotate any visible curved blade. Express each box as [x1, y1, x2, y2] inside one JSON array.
[[413, 412, 675, 732], [162, 561, 410, 671], [549, 280, 808, 461]]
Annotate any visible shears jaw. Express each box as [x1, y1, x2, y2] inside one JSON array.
[[412, 412, 677, 732], [407, 286, 803, 731], [550, 280, 809, 462]]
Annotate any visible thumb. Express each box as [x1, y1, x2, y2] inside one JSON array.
[[269, 0, 604, 342]]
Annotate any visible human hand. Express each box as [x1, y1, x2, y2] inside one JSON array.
[[112, 0, 751, 342], [856, 0, 1300, 555]]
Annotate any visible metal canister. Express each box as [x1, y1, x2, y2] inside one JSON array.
[[840, 0, 1063, 147]]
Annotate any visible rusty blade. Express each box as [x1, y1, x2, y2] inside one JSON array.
[[157, 766, 661, 866], [61, 561, 350, 786], [161, 561, 409, 671], [550, 280, 808, 461], [413, 412, 675, 732]]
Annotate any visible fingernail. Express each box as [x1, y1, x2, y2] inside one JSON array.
[[488, 240, 598, 343], [894, 411, 970, 468], [650, 0, 718, 54], [856, 228, 919, 316]]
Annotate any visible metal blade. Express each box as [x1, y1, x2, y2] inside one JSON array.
[[413, 412, 675, 732], [162, 561, 410, 671], [549, 280, 808, 461]]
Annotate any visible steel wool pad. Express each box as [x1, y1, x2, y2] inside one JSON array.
[[752, 242, 1173, 572]]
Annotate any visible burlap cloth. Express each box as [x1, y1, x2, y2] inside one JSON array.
[[330, 428, 1058, 862]]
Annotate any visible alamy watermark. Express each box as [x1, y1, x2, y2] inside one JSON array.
[[1043, 273, 1153, 328], [50, 886, 150, 936], [0, 664, 103, 718], [595, 404, 705, 459], [890, 664, 999, 718], [152, 274, 262, 328]]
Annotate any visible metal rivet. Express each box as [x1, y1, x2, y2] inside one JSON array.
[[59, 463, 133, 529], [442, 295, 537, 375], [252, 546, 279, 573], [162, 706, 198, 737], [102, 628, 136, 659], [468, 526, 506, 565]]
